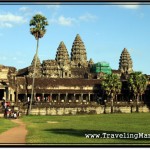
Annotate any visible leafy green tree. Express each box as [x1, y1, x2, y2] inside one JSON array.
[[128, 72, 148, 112], [29, 14, 48, 115], [101, 74, 122, 113]]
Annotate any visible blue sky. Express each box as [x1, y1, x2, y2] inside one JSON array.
[[0, 3, 150, 74]]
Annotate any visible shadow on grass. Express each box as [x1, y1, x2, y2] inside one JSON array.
[[44, 128, 150, 141]]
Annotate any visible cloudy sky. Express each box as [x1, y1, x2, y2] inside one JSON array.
[[0, 3, 150, 74]]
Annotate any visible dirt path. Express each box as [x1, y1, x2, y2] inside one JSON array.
[[0, 119, 27, 145]]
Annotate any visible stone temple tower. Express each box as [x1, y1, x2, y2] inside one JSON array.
[[71, 34, 87, 68], [55, 41, 70, 66], [28, 54, 42, 77], [119, 48, 133, 74], [55, 41, 71, 78]]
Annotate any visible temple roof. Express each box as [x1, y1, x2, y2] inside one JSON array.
[[17, 77, 101, 94], [17, 67, 28, 76], [43, 59, 57, 65], [17, 77, 101, 87], [18, 89, 97, 94]]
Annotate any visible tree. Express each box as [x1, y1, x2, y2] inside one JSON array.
[[128, 72, 148, 112], [28, 14, 48, 115], [101, 74, 122, 113]]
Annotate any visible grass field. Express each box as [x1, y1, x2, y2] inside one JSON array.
[[0, 118, 17, 134], [21, 113, 150, 145]]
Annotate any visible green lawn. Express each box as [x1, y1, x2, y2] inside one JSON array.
[[0, 118, 17, 134], [21, 113, 150, 145]]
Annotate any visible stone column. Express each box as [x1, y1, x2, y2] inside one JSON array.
[[50, 93, 52, 102], [25, 93, 27, 101], [4, 89, 6, 100], [65, 93, 68, 102], [6, 87, 10, 100], [42, 93, 44, 102], [81, 93, 83, 101], [12, 91, 15, 102], [34, 93, 36, 101], [88, 93, 91, 102], [74, 94, 76, 102], [15, 88, 18, 104], [9, 90, 12, 101], [58, 93, 60, 101]]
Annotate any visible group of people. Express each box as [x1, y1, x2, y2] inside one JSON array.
[[27, 96, 52, 103], [1, 98, 19, 119]]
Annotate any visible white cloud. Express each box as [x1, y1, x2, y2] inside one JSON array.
[[19, 6, 30, 12], [49, 15, 77, 26], [49, 13, 97, 27], [58, 16, 76, 26], [0, 22, 13, 28], [0, 13, 27, 28], [19, 6, 45, 18], [19, 6, 33, 17], [79, 13, 98, 22], [0, 13, 26, 23], [117, 3, 140, 9]]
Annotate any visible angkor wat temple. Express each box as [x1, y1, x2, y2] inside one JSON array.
[[1, 34, 145, 104]]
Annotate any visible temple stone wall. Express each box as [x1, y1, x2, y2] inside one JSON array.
[[0, 68, 8, 79], [21, 105, 150, 116]]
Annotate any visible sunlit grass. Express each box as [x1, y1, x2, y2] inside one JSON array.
[[21, 113, 150, 145], [0, 118, 17, 134]]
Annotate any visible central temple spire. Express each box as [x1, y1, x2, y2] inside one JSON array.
[[71, 34, 87, 67], [119, 48, 133, 74]]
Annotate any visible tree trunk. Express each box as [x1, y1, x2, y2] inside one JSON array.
[[111, 93, 114, 113], [111, 98, 114, 113], [136, 94, 139, 113], [28, 39, 39, 115]]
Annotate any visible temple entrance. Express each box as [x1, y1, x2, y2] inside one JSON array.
[[90, 94, 94, 101], [52, 94, 58, 101], [75, 94, 80, 101], [0, 89, 4, 100], [83, 94, 88, 101], [18, 94, 26, 102], [60, 94, 66, 101], [68, 94, 74, 102]]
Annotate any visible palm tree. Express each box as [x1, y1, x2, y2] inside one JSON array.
[[28, 14, 48, 115], [128, 72, 148, 112], [101, 74, 122, 113]]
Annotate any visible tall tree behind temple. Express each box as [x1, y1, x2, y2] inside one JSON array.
[[28, 14, 48, 115], [128, 72, 148, 112], [101, 74, 122, 113]]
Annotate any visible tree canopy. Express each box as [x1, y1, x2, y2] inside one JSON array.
[[101, 74, 122, 100], [128, 71, 148, 99], [30, 14, 48, 40]]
